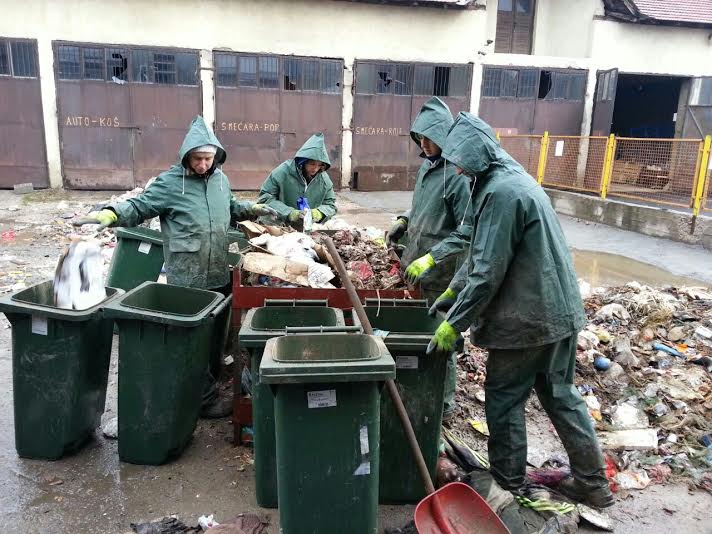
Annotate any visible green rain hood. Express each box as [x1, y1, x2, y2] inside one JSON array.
[[401, 97, 472, 295], [109, 115, 252, 289], [442, 112, 585, 349], [257, 133, 337, 223]]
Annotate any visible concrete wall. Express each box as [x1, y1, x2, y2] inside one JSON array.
[[532, 0, 597, 58], [0, 0, 487, 188], [546, 188, 712, 251]]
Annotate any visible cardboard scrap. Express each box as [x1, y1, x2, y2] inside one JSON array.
[[242, 252, 310, 287], [598, 428, 658, 451]]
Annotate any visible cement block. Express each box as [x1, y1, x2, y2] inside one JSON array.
[[13, 183, 34, 195]]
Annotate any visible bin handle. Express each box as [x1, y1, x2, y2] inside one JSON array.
[[363, 298, 427, 307], [209, 294, 233, 318], [264, 299, 328, 307], [284, 325, 361, 334]]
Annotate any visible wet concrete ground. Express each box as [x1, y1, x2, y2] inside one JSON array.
[[1, 189, 711, 533]]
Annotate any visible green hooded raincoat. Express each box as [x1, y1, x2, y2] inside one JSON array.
[[257, 133, 337, 222], [401, 97, 472, 296], [108, 116, 252, 289]]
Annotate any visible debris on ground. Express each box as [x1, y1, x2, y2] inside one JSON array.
[[131, 517, 200, 534], [205, 514, 269, 534], [446, 281, 712, 496]]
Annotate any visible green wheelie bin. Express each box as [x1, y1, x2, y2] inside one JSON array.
[[107, 227, 165, 292], [238, 301, 346, 508], [0, 280, 123, 459], [261, 333, 395, 534], [103, 282, 231, 465], [353, 299, 447, 503]]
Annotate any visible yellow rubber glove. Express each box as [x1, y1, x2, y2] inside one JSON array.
[[250, 203, 278, 217], [404, 253, 436, 285], [428, 288, 459, 317], [426, 320, 462, 354], [311, 208, 324, 222], [72, 209, 118, 230], [288, 209, 304, 222]]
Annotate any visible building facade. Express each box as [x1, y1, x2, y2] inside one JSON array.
[[1, 0, 711, 191]]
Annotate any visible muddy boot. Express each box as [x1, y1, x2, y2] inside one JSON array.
[[558, 477, 614, 508], [200, 394, 233, 419]]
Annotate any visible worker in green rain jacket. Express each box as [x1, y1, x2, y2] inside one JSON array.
[[258, 133, 337, 227], [386, 96, 472, 421], [74, 115, 275, 418], [427, 113, 613, 509]]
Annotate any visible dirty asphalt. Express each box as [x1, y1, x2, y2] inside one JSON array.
[[1, 189, 711, 533]]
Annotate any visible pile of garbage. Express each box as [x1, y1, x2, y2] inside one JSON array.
[[238, 220, 407, 291], [448, 281, 712, 499]]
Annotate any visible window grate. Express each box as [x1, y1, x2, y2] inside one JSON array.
[[216, 54, 237, 87], [83, 47, 104, 80], [0, 40, 9, 75], [259, 56, 279, 89], [11, 41, 37, 77], [284, 58, 300, 91], [154, 53, 176, 85], [238, 56, 257, 87], [321, 61, 341, 93], [58, 45, 81, 79], [176, 52, 197, 85]]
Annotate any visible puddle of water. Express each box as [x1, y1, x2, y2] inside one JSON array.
[[572, 249, 707, 288]]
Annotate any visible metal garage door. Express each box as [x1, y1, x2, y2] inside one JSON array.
[[0, 38, 48, 188], [352, 61, 472, 191], [214, 53, 343, 190], [54, 43, 201, 190]]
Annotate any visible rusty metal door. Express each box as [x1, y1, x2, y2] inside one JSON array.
[[0, 39, 49, 188], [590, 69, 618, 136], [215, 53, 343, 190], [55, 44, 201, 190], [683, 77, 712, 138], [479, 67, 537, 134], [532, 70, 587, 135], [352, 62, 472, 191]]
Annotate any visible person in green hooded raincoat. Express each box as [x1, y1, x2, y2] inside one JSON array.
[[427, 112, 613, 508], [257, 133, 337, 227], [386, 96, 472, 420], [74, 115, 275, 418]]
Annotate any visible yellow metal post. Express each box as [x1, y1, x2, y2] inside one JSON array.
[[536, 132, 549, 185], [600, 134, 616, 199], [496, 132, 501, 141], [693, 135, 711, 217]]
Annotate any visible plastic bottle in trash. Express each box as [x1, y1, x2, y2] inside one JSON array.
[[298, 196, 313, 232]]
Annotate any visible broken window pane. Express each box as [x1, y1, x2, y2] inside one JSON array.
[[215, 54, 237, 87], [106, 48, 128, 81], [58, 45, 81, 80], [321, 61, 340, 93], [0, 41, 9, 75], [284, 58, 300, 90], [392, 64, 412, 95], [176, 53, 197, 85], [259, 56, 278, 89], [83, 47, 104, 80], [238, 56, 257, 87], [132, 49, 152, 83]]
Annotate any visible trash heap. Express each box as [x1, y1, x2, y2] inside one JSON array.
[[448, 281, 712, 498], [238, 221, 407, 291]]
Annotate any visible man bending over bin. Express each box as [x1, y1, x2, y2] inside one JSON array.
[[73, 115, 276, 418], [427, 112, 614, 508]]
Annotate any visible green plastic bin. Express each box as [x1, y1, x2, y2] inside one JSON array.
[[353, 299, 446, 503], [261, 334, 395, 534], [107, 227, 165, 292], [239, 302, 346, 508], [103, 282, 231, 465], [0, 280, 123, 459]]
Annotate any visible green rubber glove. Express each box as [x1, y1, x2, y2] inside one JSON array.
[[404, 253, 436, 285], [72, 209, 118, 230], [428, 287, 458, 317], [387, 218, 407, 247], [288, 209, 304, 222], [250, 203, 278, 217], [311, 208, 324, 222], [426, 320, 462, 354]]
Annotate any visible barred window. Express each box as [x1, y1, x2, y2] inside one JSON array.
[[356, 63, 412, 95], [83, 47, 104, 80], [259, 56, 279, 89], [238, 56, 257, 87], [107, 48, 128, 81], [413, 65, 470, 97], [176, 53, 197, 85], [58, 45, 81, 79], [0, 41, 10, 75], [216, 54, 237, 87]]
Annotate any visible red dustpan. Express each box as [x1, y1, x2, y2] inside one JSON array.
[[415, 482, 510, 534], [324, 237, 511, 534]]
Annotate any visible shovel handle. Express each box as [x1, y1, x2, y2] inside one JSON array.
[[324, 237, 436, 496], [284, 325, 360, 334]]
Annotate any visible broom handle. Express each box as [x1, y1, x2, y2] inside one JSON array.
[[324, 237, 436, 495]]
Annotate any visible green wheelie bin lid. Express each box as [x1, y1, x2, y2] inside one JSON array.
[[107, 227, 165, 292], [239, 304, 346, 508], [353, 301, 447, 503], [0, 280, 123, 460], [261, 334, 395, 384], [102, 282, 230, 465]]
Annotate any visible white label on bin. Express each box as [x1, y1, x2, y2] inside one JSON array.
[[354, 461, 371, 476], [31, 315, 48, 336], [360, 425, 369, 455], [555, 140, 564, 157], [396, 356, 419, 369], [138, 242, 152, 254], [307, 389, 337, 409]]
